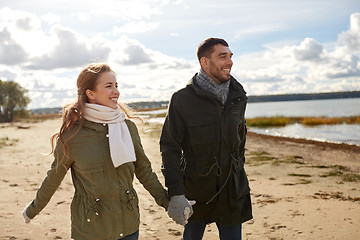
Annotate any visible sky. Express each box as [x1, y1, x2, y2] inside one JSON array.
[[0, 0, 360, 109]]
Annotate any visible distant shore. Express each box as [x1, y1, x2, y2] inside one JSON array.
[[28, 91, 360, 113]]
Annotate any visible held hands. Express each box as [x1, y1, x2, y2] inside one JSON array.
[[22, 204, 31, 224], [168, 195, 196, 225]]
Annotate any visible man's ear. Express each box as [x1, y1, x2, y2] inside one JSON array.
[[86, 89, 95, 100], [200, 57, 208, 69]]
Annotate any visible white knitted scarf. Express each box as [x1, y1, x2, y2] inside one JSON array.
[[84, 103, 136, 168]]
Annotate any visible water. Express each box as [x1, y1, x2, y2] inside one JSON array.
[[245, 98, 360, 118], [250, 123, 360, 146], [246, 98, 360, 145], [140, 98, 360, 146]]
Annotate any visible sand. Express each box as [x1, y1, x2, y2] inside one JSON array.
[[0, 118, 359, 240]]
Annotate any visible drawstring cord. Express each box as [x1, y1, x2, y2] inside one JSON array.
[[198, 158, 222, 177], [205, 154, 240, 205]]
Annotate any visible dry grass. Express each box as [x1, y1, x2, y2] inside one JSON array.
[[246, 115, 360, 127], [0, 137, 19, 148]]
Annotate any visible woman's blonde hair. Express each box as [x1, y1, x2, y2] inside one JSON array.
[[50, 63, 137, 166]]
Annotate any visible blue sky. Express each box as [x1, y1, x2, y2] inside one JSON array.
[[0, 0, 359, 109]]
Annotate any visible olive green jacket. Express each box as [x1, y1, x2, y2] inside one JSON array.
[[160, 74, 252, 226], [26, 119, 169, 240]]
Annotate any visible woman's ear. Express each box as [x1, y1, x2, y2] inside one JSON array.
[[86, 89, 95, 100]]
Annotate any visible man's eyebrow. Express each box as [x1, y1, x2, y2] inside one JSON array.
[[218, 52, 233, 56]]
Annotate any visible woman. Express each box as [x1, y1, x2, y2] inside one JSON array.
[[22, 63, 169, 240]]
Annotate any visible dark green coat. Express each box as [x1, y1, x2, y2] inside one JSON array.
[[26, 119, 169, 240], [160, 74, 252, 226]]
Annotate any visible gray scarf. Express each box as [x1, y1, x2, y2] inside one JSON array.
[[195, 68, 230, 105]]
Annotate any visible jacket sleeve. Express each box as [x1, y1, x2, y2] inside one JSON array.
[[127, 120, 169, 210], [159, 93, 186, 197], [239, 109, 247, 163], [26, 139, 73, 219]]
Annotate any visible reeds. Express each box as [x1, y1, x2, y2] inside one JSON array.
[[246, 115, 360, 127]]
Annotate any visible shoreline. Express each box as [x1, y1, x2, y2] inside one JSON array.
[[247, 131, 360, 153], [1, 120, 359, 151]]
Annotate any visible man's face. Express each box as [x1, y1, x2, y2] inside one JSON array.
[[201, 44, 233, 84]]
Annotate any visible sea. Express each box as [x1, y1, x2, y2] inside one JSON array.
[[142, 98, 360, 146]]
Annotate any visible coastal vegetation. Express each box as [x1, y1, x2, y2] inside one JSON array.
[[246, 115, 360, 127]]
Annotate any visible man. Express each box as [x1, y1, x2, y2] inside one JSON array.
[[160, 38, 253, 240]]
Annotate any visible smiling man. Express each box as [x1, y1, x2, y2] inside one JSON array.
[[160, 38, 253, 240]]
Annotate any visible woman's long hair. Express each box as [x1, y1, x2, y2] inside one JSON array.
[[50, 63, 137, 167]]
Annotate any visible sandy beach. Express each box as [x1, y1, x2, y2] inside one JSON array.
[[1, 118, 359, 240]]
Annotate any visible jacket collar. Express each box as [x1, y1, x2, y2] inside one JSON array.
[[78, 119, 108, 132]]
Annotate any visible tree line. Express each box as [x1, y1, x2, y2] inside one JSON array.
[[0, 80, 30, 122]]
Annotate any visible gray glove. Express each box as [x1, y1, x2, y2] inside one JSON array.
[[22, 204, 31, 224], [168, 195, 196, 225]]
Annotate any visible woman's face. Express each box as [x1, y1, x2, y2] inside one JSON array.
[[86, 71, 120, 109]]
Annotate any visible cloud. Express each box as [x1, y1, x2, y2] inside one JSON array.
[[292, 38, 324, 61], [0, 7, 53, 60], [25, 25, 111, 70], [1, 5, 359, 109], [0, 69, 17, 81], [16, 17, 33, 31], [40, 13, 61, 25], [113, 21, 159, 34], [0, 28, 28, 65], [233, 13, 360, 96], [121, 44, 154, 65], [338, 12, 360, 52]]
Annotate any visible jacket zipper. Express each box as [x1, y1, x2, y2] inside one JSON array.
[[205, 96, 244, 204], [100, 127, 117, 238]]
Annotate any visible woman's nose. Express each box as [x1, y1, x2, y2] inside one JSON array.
[[113, 87, 120, 95]]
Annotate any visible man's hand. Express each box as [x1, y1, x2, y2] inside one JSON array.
[[168, 195, 196, 225]]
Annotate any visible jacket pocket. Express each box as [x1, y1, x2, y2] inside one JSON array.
[[120, 188, 140, 230], [183, 166, 217, 203], [187, 115, 215, 145], [126, 188, 139, 211], [77, 196, 105, 237], [75, 165, 107, 195], [232, 162, 250, 200], [186, 116, 216, 163]]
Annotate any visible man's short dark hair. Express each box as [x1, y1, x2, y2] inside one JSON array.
[[197, 38, 229, 62]]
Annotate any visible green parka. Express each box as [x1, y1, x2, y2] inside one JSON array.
[[26, 119, 169, 240], [160, 74, 253, 226]]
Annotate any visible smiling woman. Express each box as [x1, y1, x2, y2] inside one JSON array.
[[21, 63, 169, 240]]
